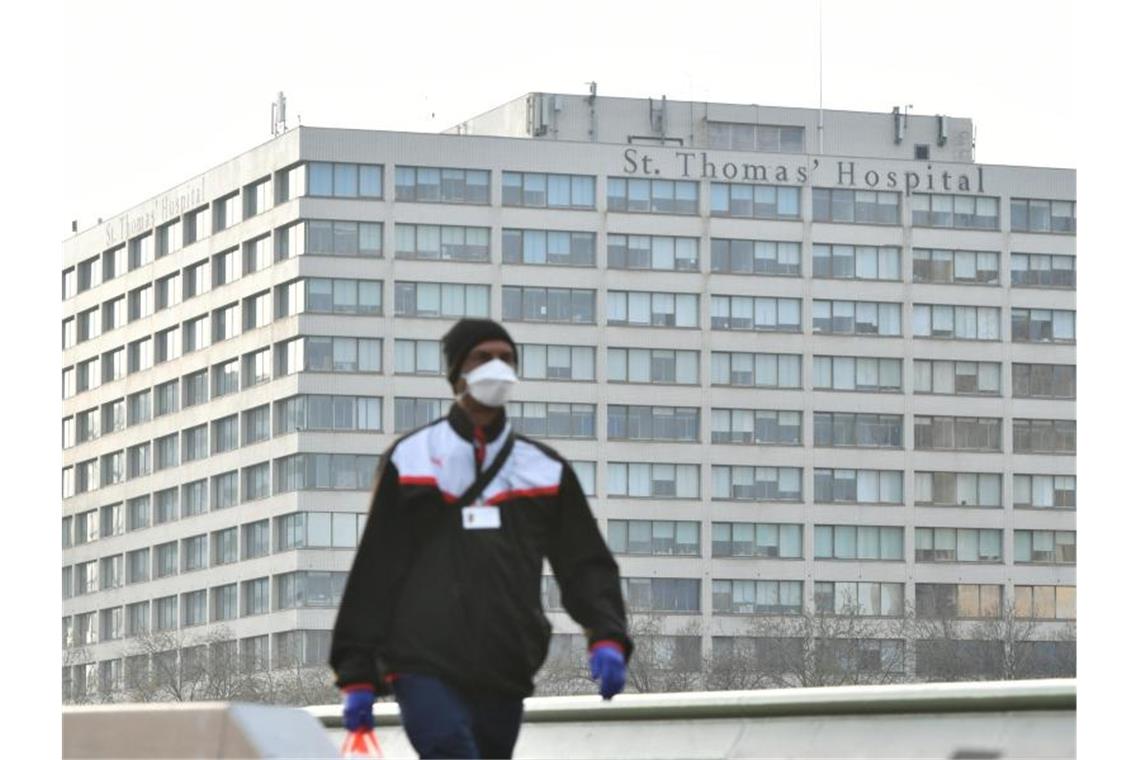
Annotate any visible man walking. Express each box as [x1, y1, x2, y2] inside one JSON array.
[[330, 318, 632, 759]]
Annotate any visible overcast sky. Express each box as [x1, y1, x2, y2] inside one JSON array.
[[63, 0, 1073, 233]]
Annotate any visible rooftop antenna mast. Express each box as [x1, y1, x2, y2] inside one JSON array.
[[817, 0, 824, 152], [271, 91, 287, 137]]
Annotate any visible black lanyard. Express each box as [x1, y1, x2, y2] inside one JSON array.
[[454, 433, 514, 508]]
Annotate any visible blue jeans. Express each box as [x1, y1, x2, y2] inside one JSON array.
[[393, 673, 524, 759]]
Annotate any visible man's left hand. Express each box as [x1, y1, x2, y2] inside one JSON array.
[[589, 642, 626, 700]]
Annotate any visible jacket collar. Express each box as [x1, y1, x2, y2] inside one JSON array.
[[447, 403, 508, 445]]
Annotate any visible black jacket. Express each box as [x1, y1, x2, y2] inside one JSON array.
[[329, 405, 632, 698]]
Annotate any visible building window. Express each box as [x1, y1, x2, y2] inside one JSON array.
[[1014, 530, 1076, 564], [915, 527, 1003, 562], [274, 571, 349, 609], [607, 348, 698, 384], [915, 471, 1002, 507], [1011, 308, 1075, 343], [306, 162, 383, 199], [606, 519, 702, 556], [125, 601, 149, 637], [812, 300, 901, 337], [813, 188, 900, 224], [813, 356, 901, 392], [155, 271, 181, 310], [502, 228, 594, 267], [99, 607, 124, 642], [814, 582, 904, 616], [606, 405, 698, 442], [712, 580, 803, 615], [914, 360, 1001, 396], [101, 399, 125, 435], [128, 284, 154, 321], [242, 519, 270, 560], [126, 442, 151, 479], [182, 479, 208, 517], [156, 489, 180, 526], [183, 259, 210, 300], [395, 224, 490, 262], [814, 469, 903, 505], [154, 379, 179, 416], [101, 348, 126, 383], [77, 255, 103, 292], [154, 433, 179, 471], [282, 278, 383, 316], [127, 337, 153, 374], [182, 314, 210, 353], [607, 463, 699, 499], [242, 462, 271, 501], [104, 298, 128, 333], [710, 409, 801, 446], [502, 171, 595, 209], [126, 496, 149, 532], [813, 412, 903, 448], [394, 281, 489, 319], [394, 398, 447, 433], [707, 122, 804, 152], [1014, 585, 1076, 619], [242, 578, 270, 616], [506, 402, 596, 439], [103, 245, 127, 282], [501, 286, 594, 324], [711, 352, 800, 388], [606, 291, 698, 328], [154, 541, 178, 579], [711, 522, 802, 558], [1012, 363, 1075, 400], [1014, 474, 1075, 509], [212, 469, 238, 510], [711, 465, 801, 501], [211, 414, 239, 454], [394, 339, 443, 376], [182, 534, 208, 572], [608, 234, 698, 271], [394, 165, 488, 204], [914, 416, 1002, 452], [272, 395, 382, 434], [276, 336, 381, 375], [157, 218, 183, 257], [814, 525, 905, 560], [211, 584, 238, 622], [182, 369, 209, 408], [912, 304, 1001, 340], [100, 503, 123, 538], [100, 450, 125, 486], [242, 404, 272, 445], [243, 176, 272, 218], [811, 244, 900, 280], [916, 583, 1003, 619], [213, 192, 241, 232], [1012, 418, 1076, 454], [295, 219, 383, 258], [241, 347, 272, 388], [99, 555, 123, 590], [710, 295, 800, 331], [607, 177, 698, 214], [620, 577, 701, 613], [182, 424, 208, 462], [272, 454, 379, 493], [212, 527, 238, 566], [911, 193, 999, 229], [913, 248, 1001, 284], [62, 267, 77, 300], [1010, 198, 1075, 233], [273, 511, 365, 550], [213, 358, 240, 398], [213, 248, 241, 287], [712, 182, 799, 219], [126, 548, 149, 584]]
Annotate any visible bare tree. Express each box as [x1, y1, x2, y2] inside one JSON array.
[[707, 603, 912, 690], [624, 612, 704, 694]]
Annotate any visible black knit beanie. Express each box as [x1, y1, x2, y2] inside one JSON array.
[[442, 318, 517, 387]]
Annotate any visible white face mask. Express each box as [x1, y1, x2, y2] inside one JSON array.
[[461, 358, 518, 408]]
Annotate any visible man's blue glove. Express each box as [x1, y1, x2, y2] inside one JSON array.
[[342, 685, 375, 731], [589, 641, 626, 700]]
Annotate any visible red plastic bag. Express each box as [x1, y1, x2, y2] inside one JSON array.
[[341, 727, 382, 758]]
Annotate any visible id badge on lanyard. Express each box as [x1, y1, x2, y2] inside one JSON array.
[[462, 501, 501, 530]]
